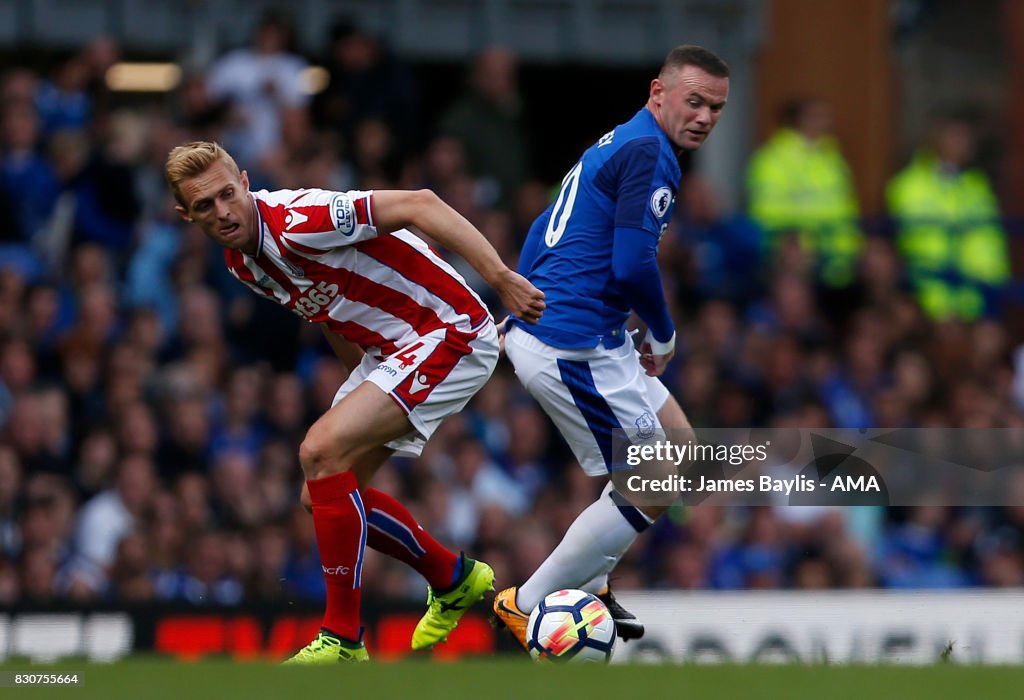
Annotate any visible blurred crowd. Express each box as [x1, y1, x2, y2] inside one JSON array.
[[1, 12, 1024, 609]]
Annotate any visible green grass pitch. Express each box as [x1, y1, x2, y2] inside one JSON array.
[[3, 658, 1024, 700]]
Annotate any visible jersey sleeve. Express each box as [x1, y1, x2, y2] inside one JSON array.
[[611, 224, 674, 344], [609, 138, 676, 236], [601, 138, 678, 344], [260, 189, 379, 251]]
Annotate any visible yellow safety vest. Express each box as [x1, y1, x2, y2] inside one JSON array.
[[747, 128, 864, 287], [886, 152, 1009, 321]]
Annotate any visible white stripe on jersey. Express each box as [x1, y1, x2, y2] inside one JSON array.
[[281, 228, 359, 252], [390, 230, 491, 323], [259, 233, 313, 293], [241, 248, 293, 304], [324, 297, 417, 346]]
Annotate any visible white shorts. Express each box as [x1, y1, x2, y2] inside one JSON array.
[[504, 324, 670, 476], [332, 321, 498, 456]]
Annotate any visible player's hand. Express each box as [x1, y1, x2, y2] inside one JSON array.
[[496, 316, 510, 356], [496, 270, 545, 324], [638, 329, 676, 377], [639, 342, 674, 377]]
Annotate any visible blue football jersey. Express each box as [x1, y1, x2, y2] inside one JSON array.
[[516, 107, 680, 349]]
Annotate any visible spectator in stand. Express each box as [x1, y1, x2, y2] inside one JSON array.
[[0, 102, 61, 255], [667, 174, 764, 308], [438, 46, 532, 210], [887, 111, 1009, 321], [6, 386, 72, 474], [877, 502, 971, 588], [0, 446, 21, 559], [746, 97, 864, 290], [817, 310, 889, 429], [205, 10, 310, 170], [35, 55, 91, 137], [247, 524, 290, 601], [312, 20, 419, 165], [174, 73, 229, 140], [67, 453, 156, 595], [709, 507, 786, 589], [155, 530, 243, 605], [108, 532, 155, 601]]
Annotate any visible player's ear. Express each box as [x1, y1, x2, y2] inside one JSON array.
[[175, 205, 192, 223], [649, 78, 663, 105], [241, 169, 250, 190]]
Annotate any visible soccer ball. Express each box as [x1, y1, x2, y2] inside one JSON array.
[[526, 589, 616, 663]]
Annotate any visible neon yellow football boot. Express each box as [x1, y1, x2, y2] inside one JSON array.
[[283, 629, 369, 665], [411, 557, 495, 650]]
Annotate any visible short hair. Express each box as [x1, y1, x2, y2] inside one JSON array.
[[660, 45, 730, 80], [165, 141, 240, 207]]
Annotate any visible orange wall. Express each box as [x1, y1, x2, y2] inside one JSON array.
[[755, 0, 894, 215]]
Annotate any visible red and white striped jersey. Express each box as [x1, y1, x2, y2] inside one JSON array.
[[224, 188, 492, 358]]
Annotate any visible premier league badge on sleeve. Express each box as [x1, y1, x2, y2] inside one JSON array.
[[650, 187, 672, 219]]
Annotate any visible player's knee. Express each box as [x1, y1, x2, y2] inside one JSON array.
[[297, 436, 327, 478], [298, 426, 355, 479], [657, 396, 693, 437]]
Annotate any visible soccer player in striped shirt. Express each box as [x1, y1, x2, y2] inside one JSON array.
[[165, 141, 545, 664]]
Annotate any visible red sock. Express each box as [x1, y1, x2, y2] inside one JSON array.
[[362, 488, 460, 590], [307, 471, 364, 641]]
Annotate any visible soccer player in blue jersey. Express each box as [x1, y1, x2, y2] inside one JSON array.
[[492, 45, 729, 647]]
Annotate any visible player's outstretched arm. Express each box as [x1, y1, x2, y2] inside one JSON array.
[[371, 189, 545, 323]]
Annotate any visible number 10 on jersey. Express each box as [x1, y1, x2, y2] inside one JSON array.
[[545, 161, 583, 247]]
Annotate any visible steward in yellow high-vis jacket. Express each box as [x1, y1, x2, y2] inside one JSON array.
[[747, 99, 864, 288], [886, 116, 1009, 321]]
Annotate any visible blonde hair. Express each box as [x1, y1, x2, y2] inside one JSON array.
[[165, 141, 241, 206]]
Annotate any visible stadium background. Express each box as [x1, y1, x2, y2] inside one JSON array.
[[1, 0, 1024, 667]]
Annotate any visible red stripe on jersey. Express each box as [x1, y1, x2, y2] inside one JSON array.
[[225, 249, 271, 296], [354, 195, 372, 226], [392, 330, 476, 412], [225, 248, 256, 286], [258, 200, 336, 236], [277, 234, 324, 258], [255, 250, 303, 304], [333, 321, 398, 356], [291, 254, 446, 334], [356, 236, 489, 326]]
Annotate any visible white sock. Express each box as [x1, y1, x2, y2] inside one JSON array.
[[517, 484, 650, 612], [579, 574, 609, 595]]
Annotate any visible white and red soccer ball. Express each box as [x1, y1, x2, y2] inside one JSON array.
[[526, 589, 616, 663]]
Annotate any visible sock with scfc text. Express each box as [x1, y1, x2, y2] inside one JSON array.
[[307, 470, 365, 642]]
